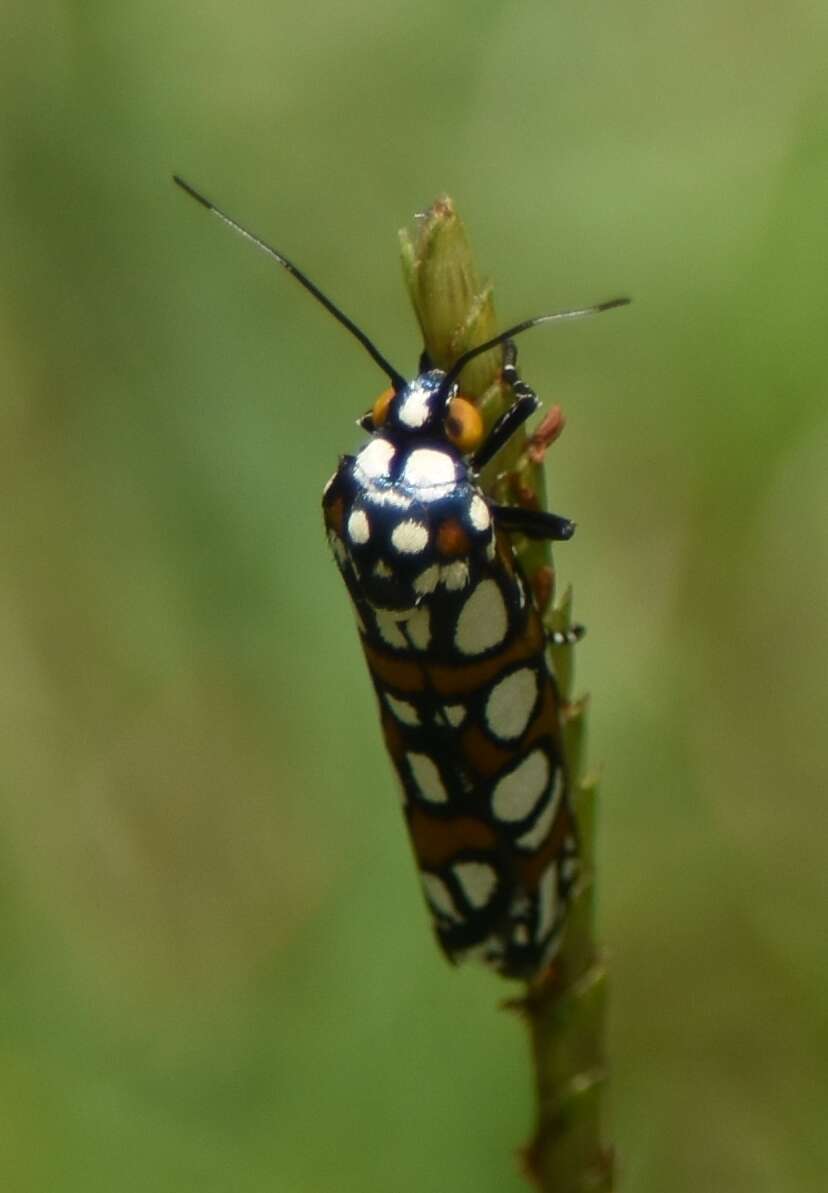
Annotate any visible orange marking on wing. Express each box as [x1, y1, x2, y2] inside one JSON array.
[[407, 806, 497, 868], [459, 723, 510, 779], [436, 518, 471, 557], [363, 644, 426, 693], [324, 495, 344, 534]]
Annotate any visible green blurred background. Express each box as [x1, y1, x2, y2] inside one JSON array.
[[2, 2, 826, 1190]]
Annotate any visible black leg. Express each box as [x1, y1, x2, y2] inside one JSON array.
[[472, 396, 538, 472], [471, 341, 541, 472], [501, 339, 538, 404], [491, 504, 575, 541]]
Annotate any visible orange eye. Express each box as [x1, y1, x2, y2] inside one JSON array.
[[445, 396, 484, 454], [371, 387, 395, 428]]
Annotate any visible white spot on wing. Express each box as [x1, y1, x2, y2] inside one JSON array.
[[375, 611, 407, 649], [421, 873, 460, 920], [402, 448, 456, 491], [408, 752, 447, 803], [347, 509, 370, 544], [405, 605, 431, 650], [491, 748, 550, 822], [443, 703, 466, 728], [441, 560, 470, 591], [455, 579, 508, 655], [515, 778, 560, 850], [385, 693, 420, 726], [485, 667, 538, 741], [391, 519, 429, 554], [413, 564, 440, 596], [356, 437, 395, 480], [454, 861, 498, 909]]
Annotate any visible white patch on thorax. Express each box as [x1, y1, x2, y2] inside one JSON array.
[[365, 485, 412, 510], [402, 448, 456, 492], [454, 579, 508, 655], [356, 437, 395, 480], [491, 748, 550, 823]]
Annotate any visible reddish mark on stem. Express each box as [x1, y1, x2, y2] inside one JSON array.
[[526, 405, 566, 465], [532, 566, 554, 614]]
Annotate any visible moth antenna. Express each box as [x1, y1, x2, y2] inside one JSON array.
[[173, 175, 407, 391], [438, 297, 630, 400]]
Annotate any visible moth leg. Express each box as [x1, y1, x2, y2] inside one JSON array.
[[472, 395, 537, 471], [491, 504, 575, 541], [501, 338, 538, 404], [471, 341, 540, 472]]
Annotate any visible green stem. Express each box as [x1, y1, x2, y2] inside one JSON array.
[[400, 197, 614, 1193]]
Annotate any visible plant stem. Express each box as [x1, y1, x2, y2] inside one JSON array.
[[400, 196, 614, 1193]]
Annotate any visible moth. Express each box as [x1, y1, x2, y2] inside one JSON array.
[[174, 175, 628, 977]]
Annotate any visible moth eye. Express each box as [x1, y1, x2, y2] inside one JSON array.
[[445, 396, 484, 454], [371, 387, 395, 428]]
